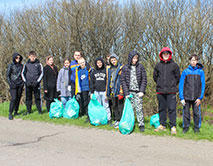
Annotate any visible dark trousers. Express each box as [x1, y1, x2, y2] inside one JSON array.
[[183, 100, 201, 130], [25, 85, 42, 113], [46, 100, 54, 112], [9, 85, 23, 115], [157, 94, 177, 127], [77, 91, 90, 117], [111, 97, 124, 121]]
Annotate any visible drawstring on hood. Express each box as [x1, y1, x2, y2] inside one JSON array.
[[159, 47, 172, 62]]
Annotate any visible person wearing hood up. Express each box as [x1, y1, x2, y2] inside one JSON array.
[[21, 51, 43, 115], [7, 53, 24, 120], [120, 51, 147, 132], [153, 47, 180, 135], [90, 57, 111, 123], [106, 53, 124, 128], [179, 54, 205, 133], [43, 56, 58, 112]]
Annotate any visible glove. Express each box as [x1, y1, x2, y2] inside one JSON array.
[[125, 95, 130, 99], [181, 99, 186, 106], [138, 92, 144, 98], [67, 85, 71, 91], [117, 94, 124, 100]]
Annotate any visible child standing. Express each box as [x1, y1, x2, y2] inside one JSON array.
[[21, 51, 43, 114], [73, 57, 92, 119], [153, 47, 180, 134], [7, 53, 24, 120], [57, 59, 72, 107], [43, 56, 58, 112], [90, 57, 111, 123], [120, 51, 147, 132], [106, 53, 124, 128], [179, 54, 205, 133]]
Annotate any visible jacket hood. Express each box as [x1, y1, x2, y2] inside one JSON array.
[[95, 57, 105, 70], [12, 53, 23, 64], [159, 47, 172, 62], [189, 63, 204, 70], [109, 53, 119, 66], [128, 50, 139, 66]]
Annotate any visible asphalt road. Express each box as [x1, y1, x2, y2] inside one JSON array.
[[0, 117, 212, 166]]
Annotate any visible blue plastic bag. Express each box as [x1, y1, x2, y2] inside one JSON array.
[[88, 94, 108, 126], [49, 99, 64, 119], [63, 96, 80, 119], [150, 113, 160, 128], [119, 95, 135, 135]]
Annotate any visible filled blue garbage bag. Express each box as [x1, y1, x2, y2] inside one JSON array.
[[88, 94, 108, 126], [49, 99, 64, 119], [119, 95, 135, 135], [63, 96, 80, 119], [150, 113, 160, 128]]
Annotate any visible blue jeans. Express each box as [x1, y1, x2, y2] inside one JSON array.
[[61, 96, 72, 108]]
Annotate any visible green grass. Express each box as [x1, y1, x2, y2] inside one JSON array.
[[1, 102, 213, 141]]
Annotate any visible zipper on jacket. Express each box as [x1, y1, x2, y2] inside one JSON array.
[[164, 63, 167, 92]]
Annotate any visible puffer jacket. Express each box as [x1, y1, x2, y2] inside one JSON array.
[[153, 47, 180, 93], [179, 63, 205, 101], [6, 53, 24, 88], [120, 51, 147, 96]]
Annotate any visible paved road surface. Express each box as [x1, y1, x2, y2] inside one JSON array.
[[0, 117, 212, 166]]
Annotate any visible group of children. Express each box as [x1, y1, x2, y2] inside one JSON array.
[[6, 47, 205, 134]]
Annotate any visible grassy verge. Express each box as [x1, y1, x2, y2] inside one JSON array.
[[1, 102, 213, 141]]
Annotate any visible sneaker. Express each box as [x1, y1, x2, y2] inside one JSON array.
[[113, 121, 119, 128], [139, 126, 145, 132], [171, 126, 177, 135], [38, 111, 43, 114], [8, 114, 13, 120], [154, 125, 166, 132], [183, 128, 189, 134]]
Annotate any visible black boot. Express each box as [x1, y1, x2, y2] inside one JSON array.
[[8, 114, 13, 120]]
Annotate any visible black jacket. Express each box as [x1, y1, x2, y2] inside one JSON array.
[[6, 53, 24, 88], [153, 47, 180, 93], [43, 65, 58, 101], [90, 57, 107, 93], [21, 59, 43, 87], [120, 51, 147, 96]]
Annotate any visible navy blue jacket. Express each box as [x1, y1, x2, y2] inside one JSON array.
[[179, 63, 205, 101]]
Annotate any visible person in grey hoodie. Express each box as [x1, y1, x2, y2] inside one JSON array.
[[7, 53, 24, 120], [57, 58, 72, 107]]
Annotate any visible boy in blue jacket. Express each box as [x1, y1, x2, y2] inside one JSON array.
[[179, 54, 205, 133], [73, 57, 92, 120]]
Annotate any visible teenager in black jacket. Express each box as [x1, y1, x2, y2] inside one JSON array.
[[21, 51, 43, 114], [120, 51, 147, 132], [153, 47, 180, 134], [90, 57, 111, 123], [43, 56, 58, 112], [6, 53, 24, 120]]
